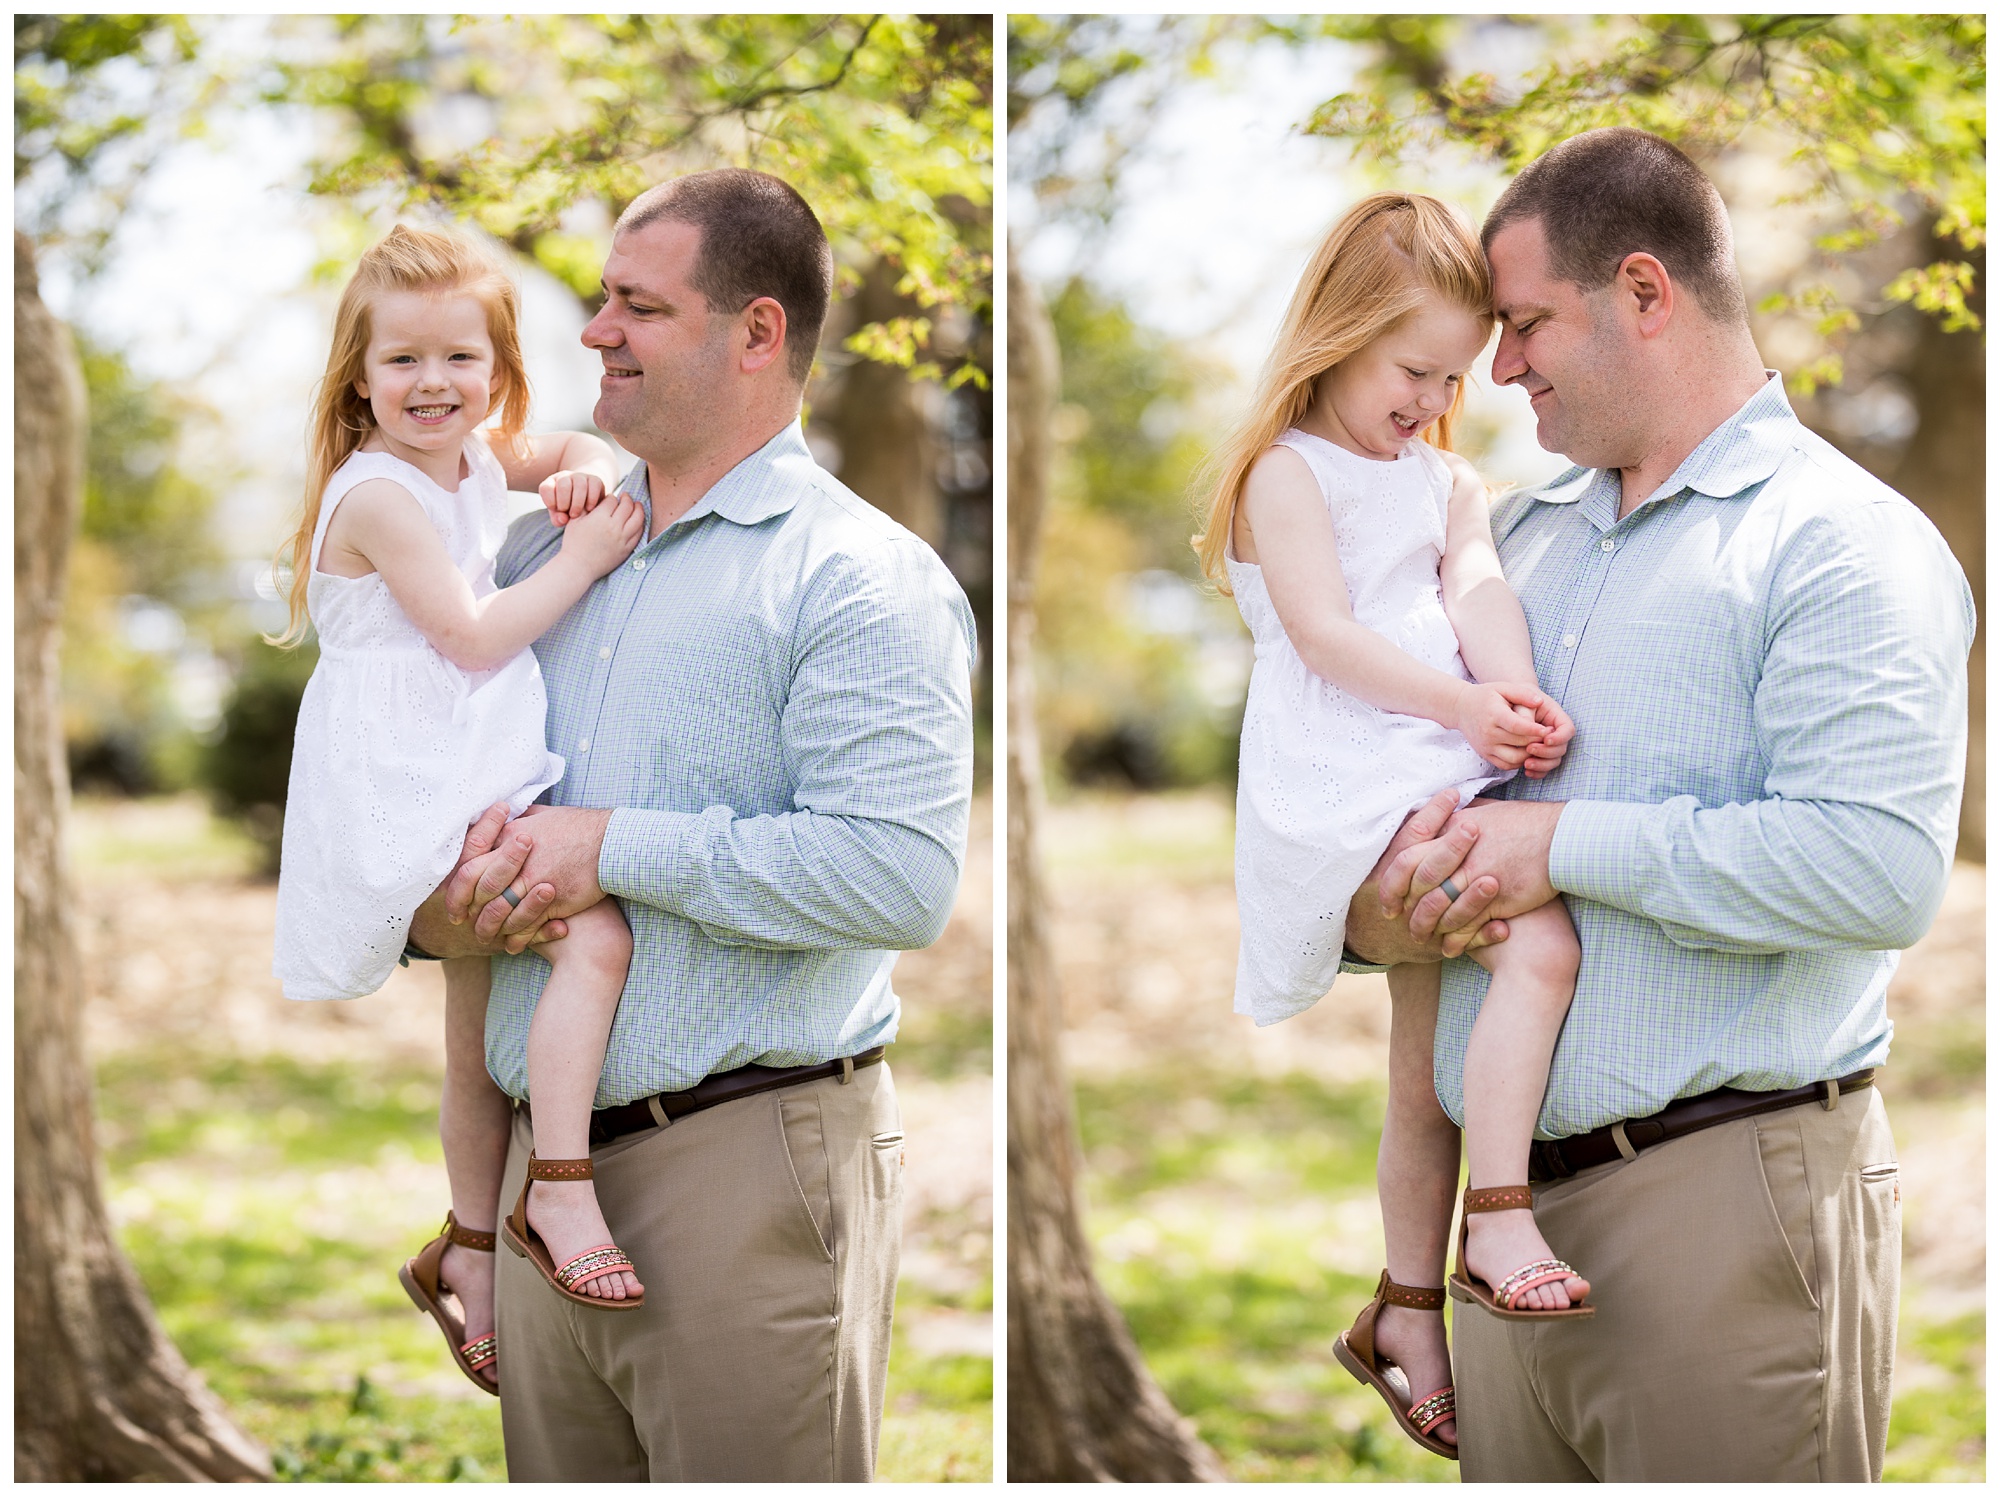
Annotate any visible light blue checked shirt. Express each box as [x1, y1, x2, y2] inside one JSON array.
[[483, 420, 977, 1106], [1434, 374, 1973, 1137]]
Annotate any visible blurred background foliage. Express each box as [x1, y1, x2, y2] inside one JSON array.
[[1011, 12, 1982, 855], [20, 12, 992, 1480], [1009, 13, 1983, 1482], [18, 12, 994, 849]]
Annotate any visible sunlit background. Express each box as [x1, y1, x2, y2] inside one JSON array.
[[19, 15, 991, 1481], [1010, 14, 1982, 1482]]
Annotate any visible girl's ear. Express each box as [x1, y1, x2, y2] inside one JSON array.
[[354, 378, 371, 400]]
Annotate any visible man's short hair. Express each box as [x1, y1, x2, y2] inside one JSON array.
[[616, 168, 834, 383], [1483, 127, 1747, 325]]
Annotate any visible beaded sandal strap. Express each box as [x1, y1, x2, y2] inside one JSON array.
[[459, 1334, 498, 1372], [1492, 1259, 1581, 1310], [1463, 1185, 1535, 1214], [1408, 1387, 1456, 1436], [554, 1245, 636, 1292]]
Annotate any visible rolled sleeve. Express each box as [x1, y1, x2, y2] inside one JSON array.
[[596, 537, 975, 952], [1551, 497, 1967, 955]]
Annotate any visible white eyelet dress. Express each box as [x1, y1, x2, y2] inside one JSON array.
[[274, 435, 565, 1001], [1227, 429, 1506, 1027]]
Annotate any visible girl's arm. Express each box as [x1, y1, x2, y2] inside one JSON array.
[[1239, 446, 1548, 770], [1437, 451, 1573, 775], [501, 431, 623, 526], [1437, 451, 1535, 683], [322, 478, 643, 673], [498, 430, 622, 493]]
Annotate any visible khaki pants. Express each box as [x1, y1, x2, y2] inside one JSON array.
[[1454, 1087, 1900, 1482], [494, 1063, 904, 1482]]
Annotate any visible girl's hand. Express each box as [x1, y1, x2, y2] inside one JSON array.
[[558, 492, 645, 577], [540, 469, 607, 527], [1521, 696, 1575, 779], [1455, 681, 1550, 770]]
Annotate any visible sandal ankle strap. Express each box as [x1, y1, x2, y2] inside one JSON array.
[[527, 1154, 595, 1182], [1463, 1185, 1535, 1214], [444, 1211, 497, 1252], [1382, 1276, 1446, 1311]]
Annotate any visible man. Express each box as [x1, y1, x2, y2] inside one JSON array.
[[405, 168, 977, 1481], [1343, 129, 1972, 1480]]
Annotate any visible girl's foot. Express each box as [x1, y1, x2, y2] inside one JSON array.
[[524, 1179, 644, 1301], [1371, 1301, 1457, 1447], [1463, 1207, 1588, 1311], [438, 1239, 499, 1388]]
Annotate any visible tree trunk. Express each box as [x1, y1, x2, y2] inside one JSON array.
[[1888, 255, 1984, 862], [825, 258, 944, 546], [1004, 249, 1228, 1483], [14, 232, 271, 1482]]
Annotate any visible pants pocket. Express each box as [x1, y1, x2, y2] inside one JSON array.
[[1752, 1113, 1821, 1310], [777, 1093, 836, 1262]]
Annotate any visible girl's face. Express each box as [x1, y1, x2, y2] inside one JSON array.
[[1314, 295, 1491, 462], [354, 290, 501, 463]]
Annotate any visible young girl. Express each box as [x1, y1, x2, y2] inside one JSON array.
[[273, 225, 651, 1395], [1196, 193, 1593, 1459]]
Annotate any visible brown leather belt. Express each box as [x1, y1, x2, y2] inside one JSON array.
[[575, 1047, 888, 1147], [1528, 1068, 1877, 1183]]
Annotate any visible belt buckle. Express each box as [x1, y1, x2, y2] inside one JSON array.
[[1530, 1138, 1572, 1183]]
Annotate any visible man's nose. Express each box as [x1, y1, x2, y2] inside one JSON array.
[[581, 308, 618, 349], [1491, 327, 1527, 386]]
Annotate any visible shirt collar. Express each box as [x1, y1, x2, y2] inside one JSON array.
[[1524, 370, 1795, 509], [619, 418, 817, 530]]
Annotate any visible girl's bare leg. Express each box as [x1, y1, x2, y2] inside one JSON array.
[[1462, 899, 1586, 1311], [1373, 962, 1461, 1440], [521, 898, 641, 1300], [440, 956, 509, 1385]]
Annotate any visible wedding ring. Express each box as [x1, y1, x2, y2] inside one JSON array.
[[501, 885, 525, 908], [1439, 877, 1465, 903]]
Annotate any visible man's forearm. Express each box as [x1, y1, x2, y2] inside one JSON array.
[[601, 806, 963, 951], [1554, 795, 1951, 953]]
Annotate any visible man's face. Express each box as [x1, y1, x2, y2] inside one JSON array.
[[1487, 217, 1644, 469], [581, 218, 736, 462]]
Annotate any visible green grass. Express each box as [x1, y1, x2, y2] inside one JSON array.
[[1076, 1061, 1984, 1483], [97, 1046, 989, 1481], [1885, 1312, 1987, 1481]]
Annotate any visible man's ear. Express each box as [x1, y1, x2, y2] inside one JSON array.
[[739, 296, 788, 375], [1617, 252, 1674, 338]]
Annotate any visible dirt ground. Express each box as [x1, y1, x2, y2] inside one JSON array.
[[72, 792, 994, 1363], [1043, 788, 1986, 1309]]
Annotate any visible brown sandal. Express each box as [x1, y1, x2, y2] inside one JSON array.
[[398, 1210, 500, 1395], [500, 1153, 645, 1311], [1448, 1185, 1595, 1320], [1332, 1270, 1458, 1459]]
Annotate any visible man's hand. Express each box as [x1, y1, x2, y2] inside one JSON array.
[[1345, 789, 1512, 964], [409, 802, 569, 958], [1381, 798, 1565, 947], [446, 805, 613, 948]]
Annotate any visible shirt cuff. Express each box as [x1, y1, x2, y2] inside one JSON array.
[[1548, 799, 1655, 906], [598, 805, 701, 910]]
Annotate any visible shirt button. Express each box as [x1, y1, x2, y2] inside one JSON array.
[[1600, 537, 1617, 552], [631, 558, 647, 571], [598, 646, 611, 660], [1561, 633, 1579, 649], [577, 737, 590, 753]]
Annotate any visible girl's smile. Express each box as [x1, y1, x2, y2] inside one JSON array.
[[1305, 295, 1492, 462], [354, 290, 502, 488]]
